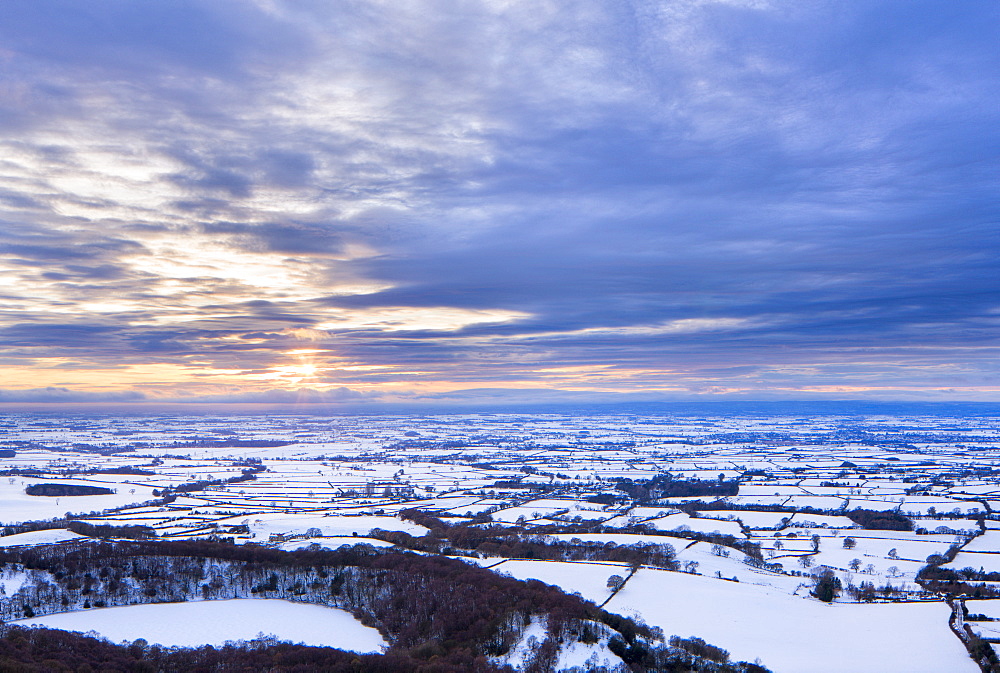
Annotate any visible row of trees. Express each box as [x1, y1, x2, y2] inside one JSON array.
[[150, 464, 265, 498], [395, 509, 762, 566]]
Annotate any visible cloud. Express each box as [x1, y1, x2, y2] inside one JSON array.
[[0, 1, 312, 88], [166, 387, 374, 404], [0, 1, 997, 400], [0, 387, 146, 403]]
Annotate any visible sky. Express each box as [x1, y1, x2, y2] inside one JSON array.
[[0, 0, 998, 407]]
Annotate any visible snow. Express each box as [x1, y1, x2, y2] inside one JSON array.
[[555, 637, 623, 671], [698, 510, 791, 529], [964, 600, 1000, 620], [968, 620, 1000, 641], [915, 518, 980, 534], [788, 512, 858, 528], [278, 536, 396, 551], [239, 513, 427, 541], [547, 532, 677, 548], [643, 512, 745, 538], [501, 617, 548, 670], [735, 485, 807, 497], [11, 599, 387, 652], [725, 495, 794, 508], [965, 601, 1000, 641], [0, 529, 89, 547], [758, 528, 958, 573], [963, 532, 1000, 553], [945, 552, 1000, 574], [782, 496, 848, 510], [901, 497, 984, 516], [672, 541, 802, 591], [605, 568, 973, 673], [492, 559, 627, 603], [627, 507, 681, 520], [0, 479, 158, 524], [0, 569, 30, 594], [492, 505, 561, 524], [4, 413, 1000, 672], [844, 498, 902, 512]]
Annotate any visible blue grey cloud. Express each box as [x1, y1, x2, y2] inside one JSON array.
[[170, 387, 374, 404], [0, 387, 146, 403], [0, 0, 997, 401]]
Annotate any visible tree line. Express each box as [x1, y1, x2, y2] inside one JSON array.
[[395, 509, 762, 565]]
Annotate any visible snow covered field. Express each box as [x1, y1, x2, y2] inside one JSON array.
[[11, 599, 387, 652], [0, 478, 158, 524], [0, 529, 88, 547], [607, 569, 975, 673], [2, 411, 1000, 671], [493, 559, 628, 603]]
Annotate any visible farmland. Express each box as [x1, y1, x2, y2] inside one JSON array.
[[0, 410, 999, 671]]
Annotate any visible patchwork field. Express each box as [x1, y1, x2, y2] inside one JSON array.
[[0, 411, 999, 671]]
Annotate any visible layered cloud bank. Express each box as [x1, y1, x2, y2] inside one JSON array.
[[0, 1, 998, 404]]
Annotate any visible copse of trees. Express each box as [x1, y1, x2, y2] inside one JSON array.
[[845, 509, 914, 532], [614, 474, 739, 502], [24, 484, 114, 497], [586, 493, 621, 505], [810, 570, 842, 603]]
